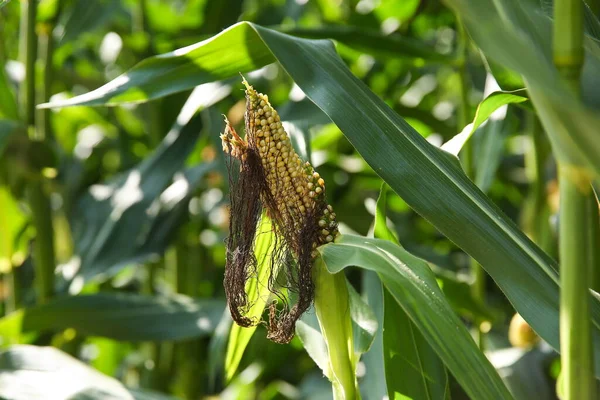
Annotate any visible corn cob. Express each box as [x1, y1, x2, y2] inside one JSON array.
[[221, 78, 338, 343]]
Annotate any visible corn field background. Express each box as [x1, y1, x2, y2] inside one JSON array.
[[1, 0, 599, 399]]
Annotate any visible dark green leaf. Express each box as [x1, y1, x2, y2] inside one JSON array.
[[59, 0, 123, 44], [0, 63, 17, 119], [319, 235, 512, 400], [374, 184, 450, 400], [67, 91, 218, 285], [278, 25, 454, 63], [5, 293, 224, 341], [488, 347, 556, 400]]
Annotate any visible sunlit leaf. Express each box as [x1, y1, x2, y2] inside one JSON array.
[[442, 89, 528, 156], [319, 235, 512, 400], [224, 214, 275, 382], [0, 345, 180, 400], [66, 87, 223, 287]]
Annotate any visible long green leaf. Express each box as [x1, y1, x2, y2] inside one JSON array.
[[0, 293, 224, 341], [67, 87, 221, 286], [0, 345, 180, 400], [374, 184, 450, 400], [319, 235, 512, 400], [38, 22, 600, 373], [278, 25, 454, 63], [445, 0, 600, 175]]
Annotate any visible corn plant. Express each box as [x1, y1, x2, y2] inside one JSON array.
[[0, 0, 599, 399]]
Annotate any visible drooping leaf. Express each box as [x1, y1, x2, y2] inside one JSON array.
[[346, 280, 377, 355], [207, 309, 232, 391], [296, 313, 332, 380], [319, 235, 512, 400], [374, 184, 450, 400], [0, 345, 180, 400], [0, 293, 224, 341], [66, 87, 224, 287], [38, 22, 600, 373]]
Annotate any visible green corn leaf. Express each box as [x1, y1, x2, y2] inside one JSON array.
[[278, 25, 454, 63], [67, 87, 222, 286], [445, 0, 600, 174], [0, 345, 181, 400], [0, 293, 224, 341], [319, 235, 513, 400], [360, 270, 387, 400], [374, 184, 450, 400], [37, 21, 600, 375], [442, 89, 528, 156]]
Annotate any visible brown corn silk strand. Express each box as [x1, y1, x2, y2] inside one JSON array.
[[221, 79, 339, 344]]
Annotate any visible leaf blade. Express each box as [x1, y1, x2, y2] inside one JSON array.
[[374, 184, 450, 400], [319, 235, 513, 400], [1, 293, 224, 341]]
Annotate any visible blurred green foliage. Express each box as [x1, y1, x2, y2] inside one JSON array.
[[0, 0, 583, 399]]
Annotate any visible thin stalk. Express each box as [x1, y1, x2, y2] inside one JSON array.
[[523, 114, 553, 254], [554, 0, 597, 398], [173, 233, 203, 399], [133, 0, 148, 34], [314, 258, 359, 400], [590, 191, 600, 295], [4, 266, 21, 313], [558, 171, 596, 399], [39, 0, 63, 141], [140, 260, 164, 390], [19, 0, 36, 127], [0, 11, 6, 63], [19, 0, 56, 304], [457, 21, 486, 349]]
